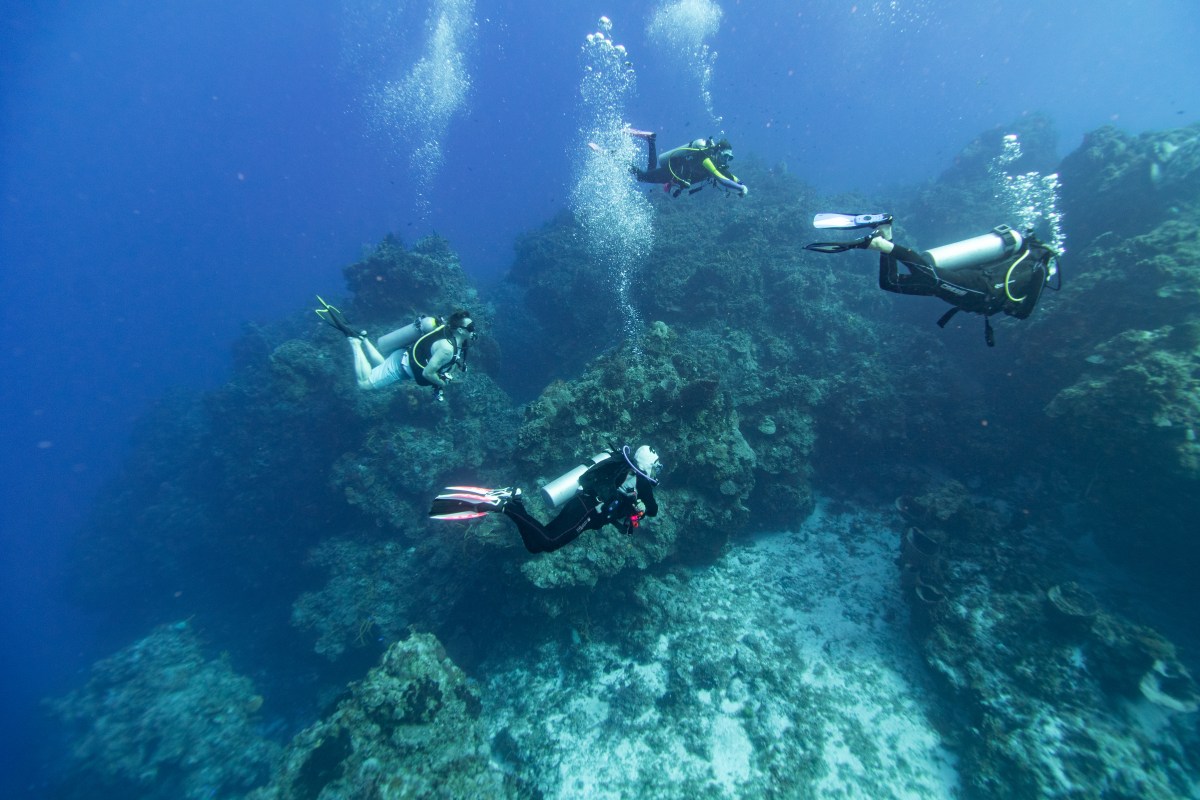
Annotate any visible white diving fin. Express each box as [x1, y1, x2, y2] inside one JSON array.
[[813, 212, 893, 230]]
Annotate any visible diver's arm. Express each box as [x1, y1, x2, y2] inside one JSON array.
[[638, 480, 659, 517], [422, 340, 456, 387], [701, 157, 748, 195]]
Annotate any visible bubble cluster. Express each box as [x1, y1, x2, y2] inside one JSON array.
[[362, 0, 475, 216], [646, 0, 724, 127], [989, 134, 1067, 256], [572, 18, 654, 353], [867, 0, 933, 35]]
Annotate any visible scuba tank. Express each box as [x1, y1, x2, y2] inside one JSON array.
[[923, 225, 1023, 270], [540, 452, 612, 507]]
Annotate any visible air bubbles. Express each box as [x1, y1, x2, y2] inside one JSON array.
[[358, 0, 476, 218], [646, 1, 724, 127], [989, 134, 1067, 256], [573, 16, 653, 358]]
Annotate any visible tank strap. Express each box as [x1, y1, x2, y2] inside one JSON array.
[[936, 307, 959, 329]]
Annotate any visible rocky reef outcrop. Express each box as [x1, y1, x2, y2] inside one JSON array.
[[894, 480, 1200, 799], [248, 632, 523, 800], [47, 622, 279, 800]]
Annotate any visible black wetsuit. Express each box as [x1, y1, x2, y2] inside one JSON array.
[[879, 238, 1054, 344], [502, 456, 659, 554], [633, 137, 740, 195]]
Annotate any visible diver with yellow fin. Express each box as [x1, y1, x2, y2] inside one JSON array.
[[805, 213, 1060, 346], [315, 296, 476, 401]]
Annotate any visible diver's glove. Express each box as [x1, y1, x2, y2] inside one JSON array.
[[738, 184, 749, 198]]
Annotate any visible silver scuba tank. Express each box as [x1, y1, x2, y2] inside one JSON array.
[[540, 452, 612, 507], [923, 225, 1023, 270]]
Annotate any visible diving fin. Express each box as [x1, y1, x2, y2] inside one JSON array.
[[315, 295, 365, 339], [429, 487, 520, 521], [812, 212, 894, 230]]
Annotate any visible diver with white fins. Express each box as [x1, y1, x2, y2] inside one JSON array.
[[620, 128, 748, 198], [805, 213, 1061, 346], [429, 445, 662, 553]]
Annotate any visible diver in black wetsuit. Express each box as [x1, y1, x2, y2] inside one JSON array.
[[429, 445, 662, 554], [806, 213, 1060, 346], [625, 129, 748, 198]]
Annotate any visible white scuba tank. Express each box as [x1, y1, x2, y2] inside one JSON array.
[[923, 225, 1023, 270], [540, 452, 612, 507]]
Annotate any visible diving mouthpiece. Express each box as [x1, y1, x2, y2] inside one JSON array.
[[813, 212, 894, 230]]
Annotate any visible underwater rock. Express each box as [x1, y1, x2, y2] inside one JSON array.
[[47, 621, 280, 799], [504, 212, 625, 377], [1045, 324, 1200, 573], [911, 491, 1200, 799], [291, 537, 422, 661], [1140, 659, 1200, 714], [1044, 581, 1099, 635], [247, 632, 520, 800], [342, 234, 482, 326], [1060, 123, 1200, 249]]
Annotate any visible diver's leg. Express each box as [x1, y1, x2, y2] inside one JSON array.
[[502, 500, 554, 553], [354, 345, 407, 390], [537, 497, 595, 552], [362, 338, 385, 366], [503, 497, 593, 553], [879, 253, 937, 296], [350, 338, 375, 387]]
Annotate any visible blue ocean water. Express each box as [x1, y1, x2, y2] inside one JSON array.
[[2, 1, 1198, 796]]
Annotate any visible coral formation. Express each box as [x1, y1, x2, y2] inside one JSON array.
[[47, 622, 279, 799], [247, 632, 521, 800], [895, 481, 1200, 799]]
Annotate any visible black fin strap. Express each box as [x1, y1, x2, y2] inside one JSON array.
[[984, 317, 995, 347], [806, 236, 870, 254], [936, 307, 959, 328]]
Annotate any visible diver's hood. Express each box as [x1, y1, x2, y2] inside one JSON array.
[[623, 445, 661, 485]]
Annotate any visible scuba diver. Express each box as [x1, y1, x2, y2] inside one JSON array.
[[315, 297, 476, 401], [625, 128, 748, 198], [429, 445, 662, 554], [805, 213, 1061, 346]]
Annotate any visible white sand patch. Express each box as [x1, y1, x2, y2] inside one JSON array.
[[482, 497, 961, 798], [710, 714, 752, 792]]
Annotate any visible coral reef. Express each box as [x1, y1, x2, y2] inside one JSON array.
[[894, 480, 1200, 799], [248, 632, 523, 800], [50, 119, 1200, 797], [47, 621, 279, 799], [1058, 123, 1200, 247]]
